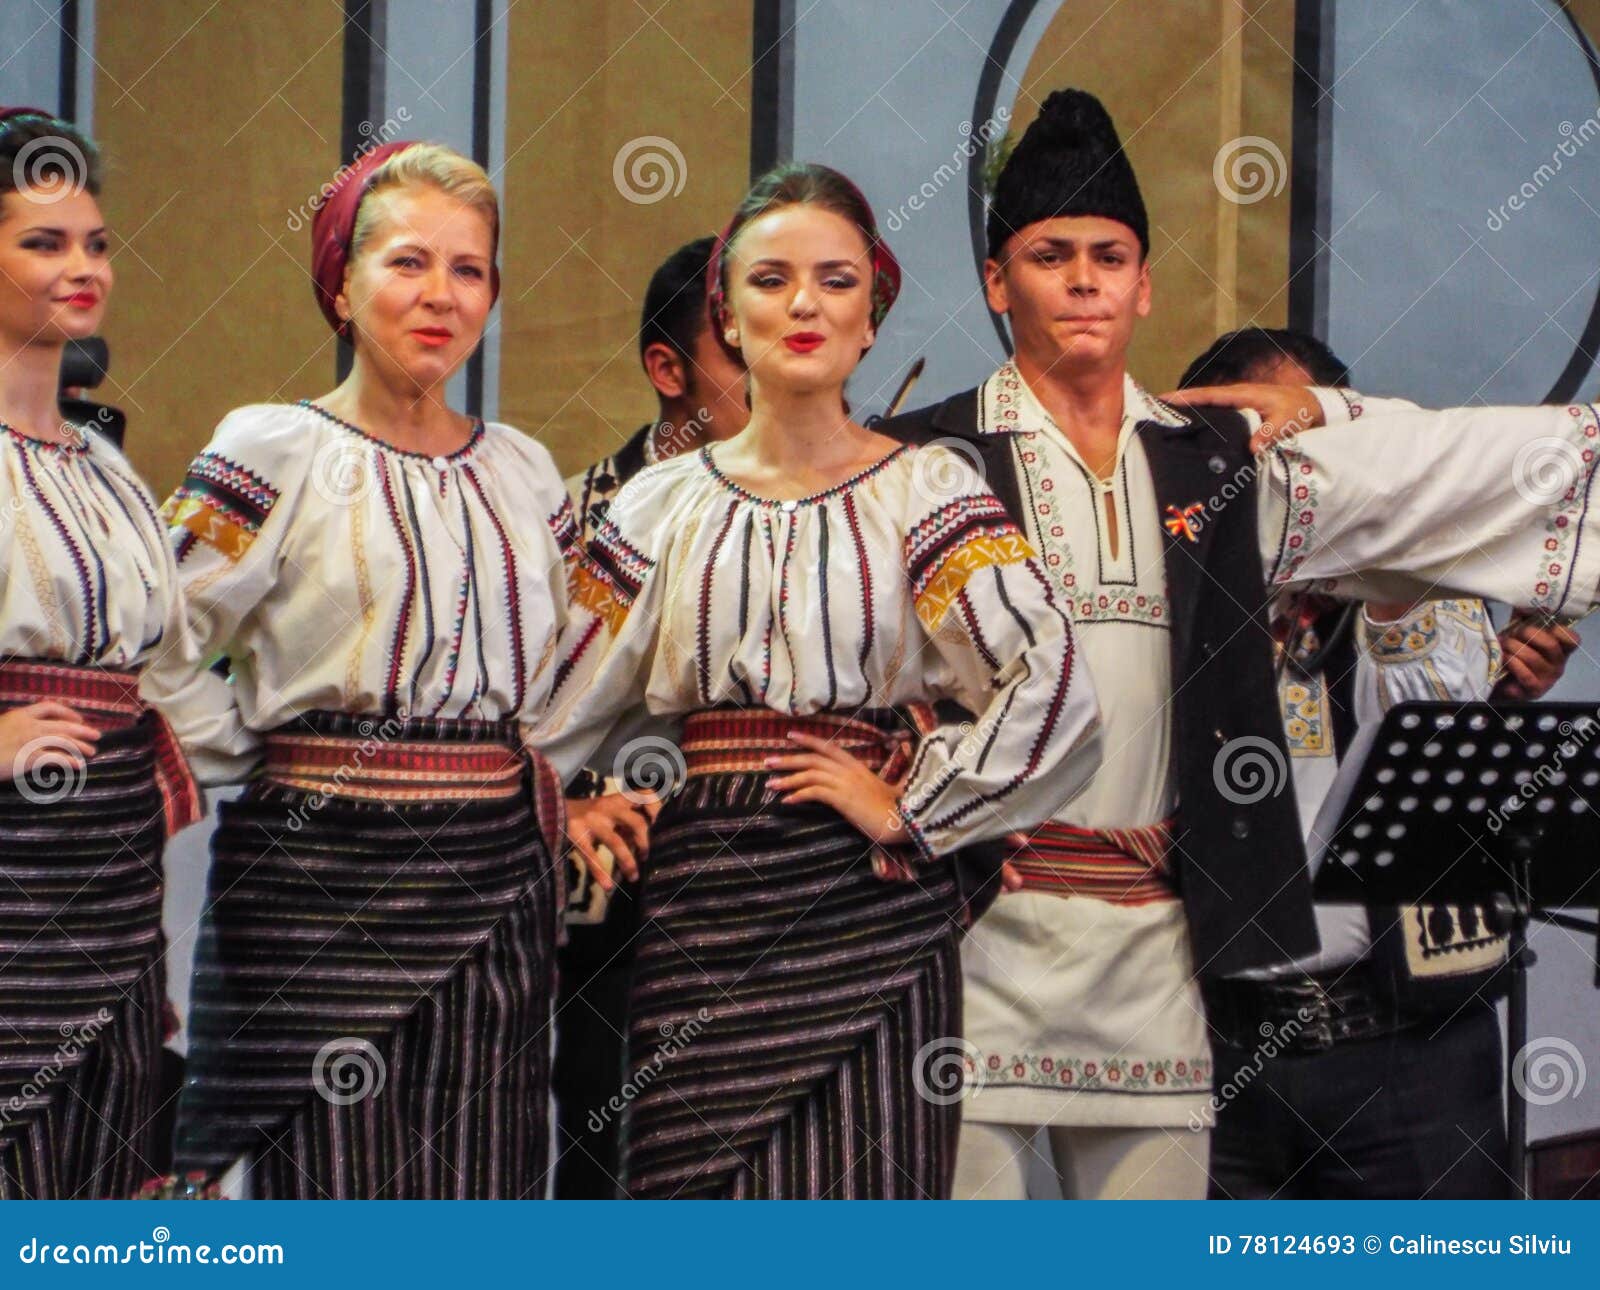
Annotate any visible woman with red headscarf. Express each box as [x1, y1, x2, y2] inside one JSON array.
[[147, 141, 647, 1199], [0, 108, 200, 1199], [534, 163, 1102, 1199]]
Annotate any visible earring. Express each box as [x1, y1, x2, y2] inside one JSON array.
[[724, 328, 739, 345]]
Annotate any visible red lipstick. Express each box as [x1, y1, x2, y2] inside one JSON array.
[[411, 327, 452, 347], [784, 332, 824, 353]]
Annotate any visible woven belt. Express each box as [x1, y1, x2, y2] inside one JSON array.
[[1005, 817, 1176, 904], [261, 712, 567, 861], [1202, 959, 1411, 1055], [0, 656, 201, 839], [262, 728, 525, 803], [678, 706, 936, 883], [678, 705, 934, 783]]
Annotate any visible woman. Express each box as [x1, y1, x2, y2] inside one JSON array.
[[0, 108, 201, 1198], [149, 141, 645, 1199], [535, 163, 1102, 1199]]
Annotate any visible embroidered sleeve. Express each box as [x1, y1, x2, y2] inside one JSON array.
[[1355, 598, 1499, 716], [142, 406, 309, 785], [1258, 400, 1600, 619], [894, 448, 1101, 858], [1308, 386, 1423, 426], [163, 450, 281, 566], [528, 471, 671, 786]]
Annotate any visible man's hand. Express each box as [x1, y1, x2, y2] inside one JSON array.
[[566, 790, 660, 890], [1160, 383, 1326, 452], [1495, 618, 1580, 700]]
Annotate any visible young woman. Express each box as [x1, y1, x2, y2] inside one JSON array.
[[535, 163, 1102, 1199], [0, 108, 200, 1198], [148, 141, 645, 1199]]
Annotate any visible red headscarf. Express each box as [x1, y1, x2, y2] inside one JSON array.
[[308, 140, 501, 337], [705, 172, 902, 342]]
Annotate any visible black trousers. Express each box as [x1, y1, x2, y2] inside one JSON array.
[[553, 889, 639, 1198], [1208, 1002, 1508, 1199]]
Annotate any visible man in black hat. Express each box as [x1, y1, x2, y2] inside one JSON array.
[[884, 88, 1600, 1198]]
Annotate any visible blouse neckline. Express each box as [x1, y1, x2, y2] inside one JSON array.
[[1, 421, 90, 454], [299, 400, 485, 463], [700, 442, 911, 509]]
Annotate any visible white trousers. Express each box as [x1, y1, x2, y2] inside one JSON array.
[[953, 1122, 1211, 1199]]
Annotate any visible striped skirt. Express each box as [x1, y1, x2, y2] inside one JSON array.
[[621, 708, 965, 1199], [0, 661, 193, 1199], [172, 712, 563, 1199]]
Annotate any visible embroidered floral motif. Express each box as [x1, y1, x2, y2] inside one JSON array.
[[1530, 406, 1600, 614], [967, 1049, 1212, 1093], [1278, 674, 1331, 756]]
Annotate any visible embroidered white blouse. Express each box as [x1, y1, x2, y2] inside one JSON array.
[[959, 363, 1590, 1124], [143, 402, 577, 785], [1273, 598, 1502, 975], [533, 442, 1102, 858], [0, 424, 185, 673]]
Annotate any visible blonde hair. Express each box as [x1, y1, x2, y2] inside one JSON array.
[[348, 143, 499, 264]]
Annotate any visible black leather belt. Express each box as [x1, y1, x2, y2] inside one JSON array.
[[1202, 959, 1414, 1055]]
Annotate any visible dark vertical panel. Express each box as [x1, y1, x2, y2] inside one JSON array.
[[1288, 0, 1333, 338], [464, 0, 493, 418], [337, 0, 385, 382], [57, 0, 78, 120], [750, 0, 792, 179]]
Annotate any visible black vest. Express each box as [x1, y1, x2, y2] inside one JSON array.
[[882, 389, 1319, 978]]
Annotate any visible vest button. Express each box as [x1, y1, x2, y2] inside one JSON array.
[[1231, 817, 1250, 839], [1208, 455, 1227, 474]]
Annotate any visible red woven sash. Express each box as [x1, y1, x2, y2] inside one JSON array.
[[1006, 817, 1176, 904], [0, 658, 202, 840]]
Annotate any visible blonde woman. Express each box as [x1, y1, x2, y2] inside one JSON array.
[[150, 142, 645, 1199]]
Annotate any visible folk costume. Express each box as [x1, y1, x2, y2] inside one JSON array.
[[0, 417, 200, 1198], [1207, 563, 1510, 1196], [883, 89, 1600, 1198], [151, 143, 571, 1199], [537, 426, 1101, 1195]]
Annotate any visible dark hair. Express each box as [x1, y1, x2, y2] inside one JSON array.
[[713, 161, 884, 316], [0, 113, 101, 202], [1178, 327, 1350, 389], [639, 235, 715, 364]]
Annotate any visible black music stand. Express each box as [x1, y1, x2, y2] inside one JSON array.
[[1315, 701, 1600, 1198]]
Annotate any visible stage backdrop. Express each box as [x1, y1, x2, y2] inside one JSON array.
[[4, 0, 1599, 1148]]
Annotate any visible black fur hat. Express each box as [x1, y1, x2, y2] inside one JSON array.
[[986, 88, 1147, 259]]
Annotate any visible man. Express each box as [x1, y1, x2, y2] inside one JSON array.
[[554, 235, 747, 1198], [1182, 327, 1575, 1198], [883, 88, 1600, 1198], [568, 235, 749, 545]]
